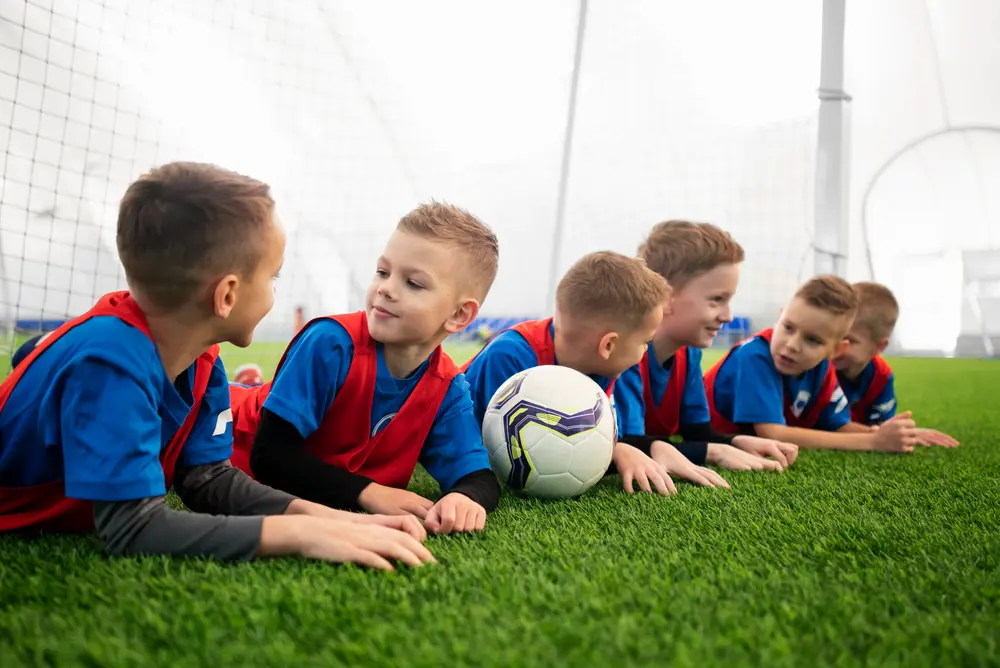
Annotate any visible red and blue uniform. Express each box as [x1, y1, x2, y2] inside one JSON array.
[[461, 318, 634, 434], [230, 312, 488, 490], [0, 292, 227, 533], [613, 343, 708, 437], [838, 355, 897, 426], [704, 328, 849, 434]]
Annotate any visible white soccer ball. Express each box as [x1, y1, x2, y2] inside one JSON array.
[[482, 365, 617, 499]]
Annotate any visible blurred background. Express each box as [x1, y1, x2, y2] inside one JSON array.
[[2, 0, 999, 368]]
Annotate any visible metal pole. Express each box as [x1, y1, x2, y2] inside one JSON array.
[[546, 0, 589, 312], [813, 0, 851, 277]]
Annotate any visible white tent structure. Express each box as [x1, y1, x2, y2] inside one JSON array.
[[1, 0, 998, 354]]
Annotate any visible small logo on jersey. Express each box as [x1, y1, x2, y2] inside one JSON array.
[[831, 386, 849, 414], [872, 398, 896, 419], [790, 390, 812, 418], [213, 408, 233, 436], [372, 413, 397, 438]]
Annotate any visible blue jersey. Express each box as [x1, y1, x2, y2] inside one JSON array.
[[710, 335, 850, 431], [0, 316, 233, 498], [615, 344, 710, 436], [261, 319, 488, 491], [838, 360, 898, 425], [462, 324, 635, 435]]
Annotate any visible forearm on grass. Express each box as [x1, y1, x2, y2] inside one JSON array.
[[753, 423, 875, 451], [250, 408, 374, 511], [93, 496, 265, 561]]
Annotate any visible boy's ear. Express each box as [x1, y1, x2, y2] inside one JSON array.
[[598, 331, 618, 360], [443, 298, 481, 334], [875, 337, 890, 354], [212, 274, 240, 319]]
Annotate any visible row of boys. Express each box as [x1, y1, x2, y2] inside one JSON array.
[[0, 162, 957, 569]]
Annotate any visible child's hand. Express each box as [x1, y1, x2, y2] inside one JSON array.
[[285, 498, 427, 541], [649, 441, 731, 489], [705, 443, 784, 472], [613, 442, 676, 496], [731, 434, 799, 468], [349, 513, 428, 542], [357, 483, 435, 519], [260, 515, 437, 571], [424, 493, 486, 535], [870, 411, 918, 453], [915, 427, 960, 448]]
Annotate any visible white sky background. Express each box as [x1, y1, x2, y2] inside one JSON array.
[[1, 0, 997, 351]]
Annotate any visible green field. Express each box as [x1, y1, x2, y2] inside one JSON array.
[[1, 341, 998, 667]]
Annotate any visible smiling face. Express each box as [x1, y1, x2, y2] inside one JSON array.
[[770, 296, 853, 376], [365, 229, 479, 345], [659, 262, 740, 348]]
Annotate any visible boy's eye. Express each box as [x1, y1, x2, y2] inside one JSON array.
[[375, 268, 388, 278], [407, 280, 424, 289]]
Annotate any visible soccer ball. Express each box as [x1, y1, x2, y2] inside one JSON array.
[[482, 365, 617, 499]]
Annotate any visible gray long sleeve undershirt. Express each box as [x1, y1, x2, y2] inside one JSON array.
[[92, 459, 297, 561]]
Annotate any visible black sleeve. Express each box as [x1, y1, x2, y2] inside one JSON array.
[[92, 496, 263, 561], [678, 421, 736, 446], [446, 469, 501, 511], [619, 434, 709, 466], [250, 408, 374, 511], [173, 460, 297, 516]]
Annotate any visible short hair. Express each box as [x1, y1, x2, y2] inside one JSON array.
[[638, 220, 745, 288], [794, 274, 859, 317], [117, 162, 274, 311], [556, 251, 671, 330], [852, 281, 899, 340], [397, 201, 499, 299]]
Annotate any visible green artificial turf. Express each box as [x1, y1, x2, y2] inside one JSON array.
[[1, 342, 998, 667]]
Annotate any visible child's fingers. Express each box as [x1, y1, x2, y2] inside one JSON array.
[[423, 506, 441, 533], [621, 471, 635, 494], [438, 502, 457, 534], [635, 470, 654, 494], [403, 503, 430, 520], [650, 469, 676, 496], [762, 443, 789, 468], [347, 549, 395, 572], [476, 507, 487, 531], [700, 466, 731, 489]]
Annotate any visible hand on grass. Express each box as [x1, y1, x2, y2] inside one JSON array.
[[705, 442, 784, 472], [259, 516, 437, 571], [649, 440, 730, 489], [914, 427, 960, 448], [357, 483, 435, 519], [284, 498, 427, 541], [613, 442, 676, 496], [731, 434, 799, 468], [424, 492, 487, 535], [870, 411, 918, 453]]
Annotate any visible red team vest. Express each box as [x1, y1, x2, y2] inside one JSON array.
[[639, 347, 688, 437], [0, 292, 219, 533], [460, 318, 616, 397], [703, 328, 838, 434], [230, 311, 459, 489], [849, 354, 893, 424]]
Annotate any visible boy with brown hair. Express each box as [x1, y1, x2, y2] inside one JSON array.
[[463, 251, 729, 496], [833, 281, 958, 447], [614, 220, 800, 478], [704, 275, 920, 452], [230, 202, 502, 535], [0, 162, 433, 571]]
